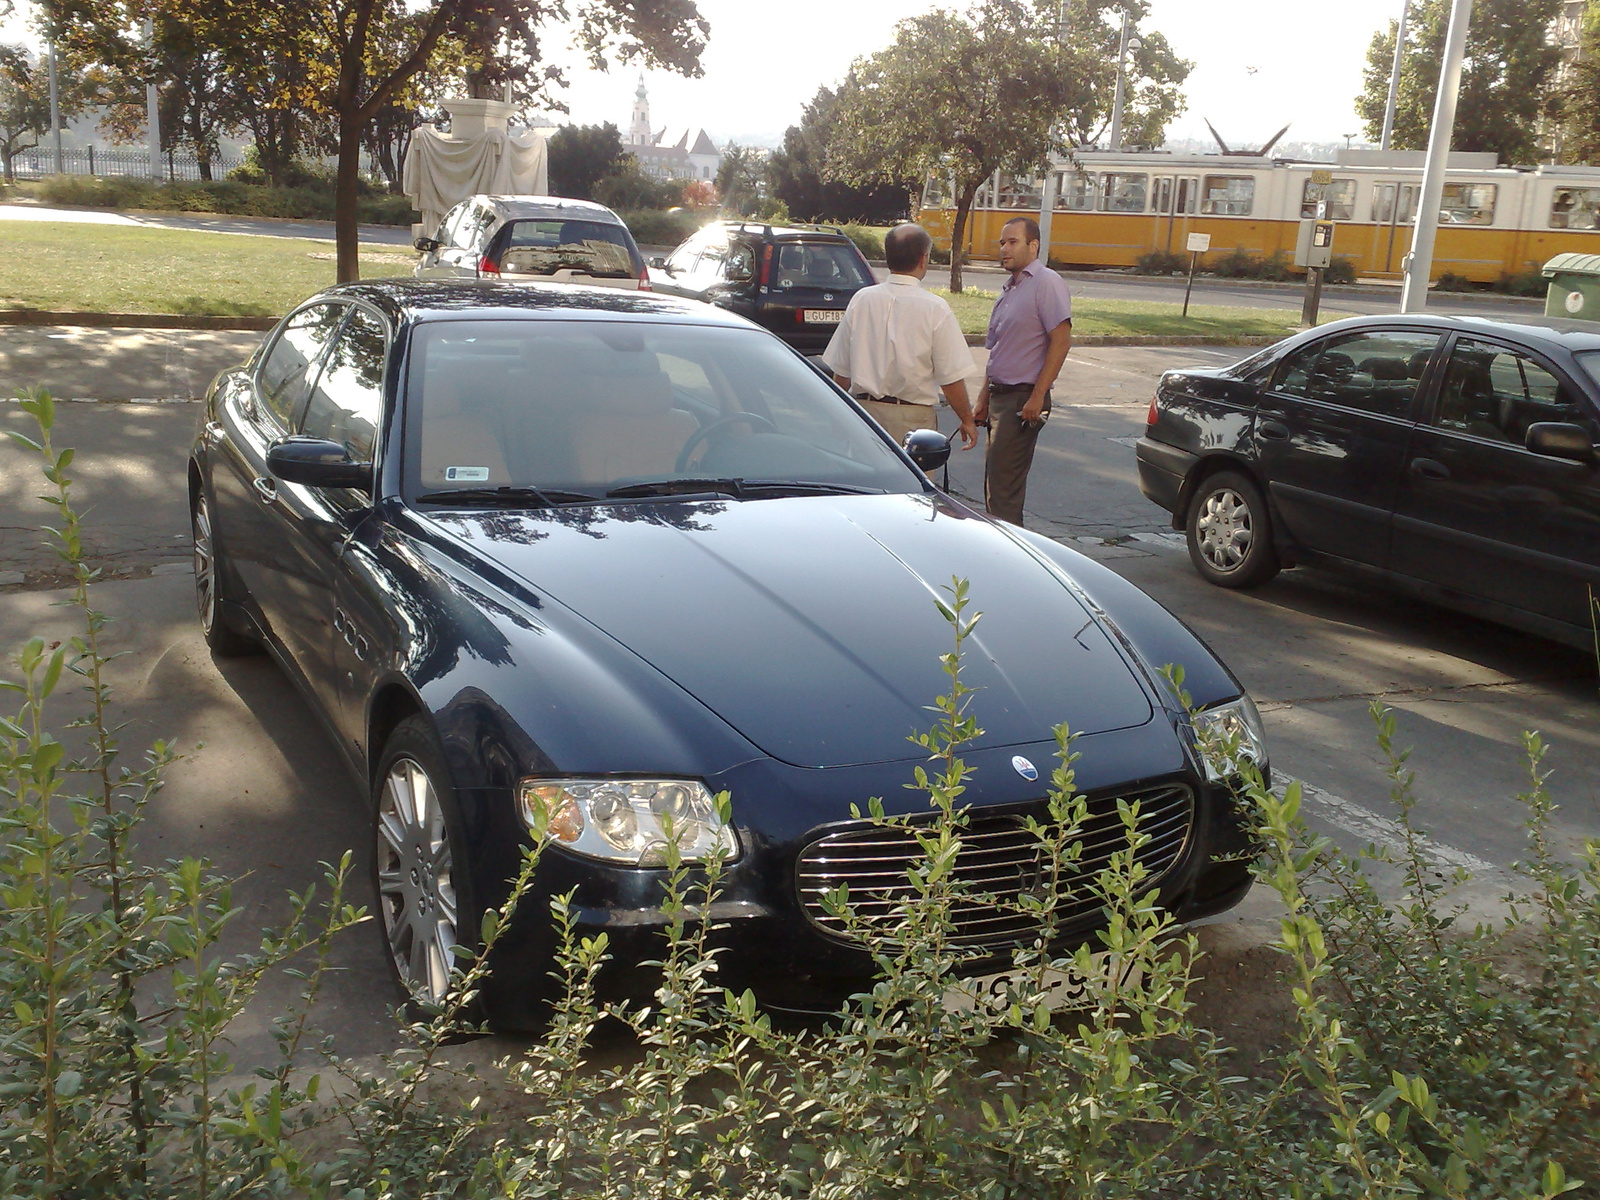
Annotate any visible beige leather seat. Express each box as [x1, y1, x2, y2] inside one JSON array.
[[418, 365, 511, 487], [565, 356, 697, 486]]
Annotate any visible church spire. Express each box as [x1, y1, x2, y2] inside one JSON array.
[[629, 73, 651, 146]]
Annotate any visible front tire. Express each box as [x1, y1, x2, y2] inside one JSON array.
[[1185, 470, 1280, 588], [191, 486, 259, 656], [372, 718, 476, 1015]]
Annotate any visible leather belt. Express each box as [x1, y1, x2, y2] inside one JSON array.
[[859, 394, 919, 406], [987, 379, 1035, 392]]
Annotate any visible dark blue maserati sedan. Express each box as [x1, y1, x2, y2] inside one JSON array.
[[189, 279, 1264, 1028]]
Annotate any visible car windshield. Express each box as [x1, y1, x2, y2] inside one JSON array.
[[1574, 350, 1600, 392], [497, 219, 640, 279], [767, 242, 873, 290], [402, 320, 922, 502]]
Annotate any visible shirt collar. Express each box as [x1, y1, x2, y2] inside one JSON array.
[[886, 274, 920, 286], [1003, 257, 1046, 291]]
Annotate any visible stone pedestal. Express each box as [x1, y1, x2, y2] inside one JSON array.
[[440, 97, 515, 140]]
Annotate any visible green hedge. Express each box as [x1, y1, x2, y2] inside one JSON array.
[[29, 175, 416, 225]]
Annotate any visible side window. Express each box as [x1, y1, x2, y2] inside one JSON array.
[[665, 241, 701, 274], [724, 243, 756, 282], [1433, 337, 1587, 445], [450, 203, 489, 250], [299, 308, 388, 463], [1201, 175, 1255, 216], [257, 303, 346, 430], [696, 240, 729, 278], [1302, 178, 1357, 220], [1272, 330, 1438, 418], [1550, 186, 1600, 230], [436, 202, 468, 246]]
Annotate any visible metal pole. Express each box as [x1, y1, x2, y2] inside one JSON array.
[[1380, 0, 1411, 151], [144, 17, 161, 182], [1182, 250, 1197, 317], [47, 40, 62, 175], [1302, 265, 1325, 324], [1107, 5, 1132, 151], [1038, 169, 1057, 268], [1401, 0, 1473, 312]]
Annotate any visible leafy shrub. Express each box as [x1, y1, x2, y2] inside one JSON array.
[[619, 206, 708, 248], [1135, 248, 1187, 275], [2, 389, 1597, 1198], [32, 173, 415, 225], [1497, 268, 1547, 297], [1436, 271, 1477, 292], [1325, 254, 1358, 284], [1208, 245, 1259, 278], [837, 222, 884, 261], [1253, 250, 1295, 282]]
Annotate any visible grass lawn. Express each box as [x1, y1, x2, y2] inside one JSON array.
[[930, 286, 1308, 340], [0, 222, 414, 316]]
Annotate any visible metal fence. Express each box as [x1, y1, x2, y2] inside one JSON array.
[[8, 147, 249, 183]]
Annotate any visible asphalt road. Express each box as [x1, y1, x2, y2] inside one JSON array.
[[1, 328, 1595, 1062]]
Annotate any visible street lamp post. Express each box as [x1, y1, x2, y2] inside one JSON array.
[[145, 16, 161, 182], [47, 39, 62, 176], [1401, 0, 1474, 312], [1107, 8, 1142, 151], [1380, 0, 1412, 151]]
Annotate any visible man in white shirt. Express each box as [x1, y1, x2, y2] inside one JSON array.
[[821, 223, 979, 450]]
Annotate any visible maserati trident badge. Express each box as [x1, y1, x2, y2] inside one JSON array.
[[1011, 755, 1039, 782]]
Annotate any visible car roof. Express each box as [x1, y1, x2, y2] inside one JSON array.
[[1314, 311, 1600, 354], [317, 277, 762, 330], [711, 220, 854, 244], [470, 195, 627, 224]]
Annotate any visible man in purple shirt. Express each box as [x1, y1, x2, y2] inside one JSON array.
[[975, 216, 1073, 525]]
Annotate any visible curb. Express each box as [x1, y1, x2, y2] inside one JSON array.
[[0, 310, 277, 331], [962, 332, 1278, 348]]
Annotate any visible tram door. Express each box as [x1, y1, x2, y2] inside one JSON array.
[[1372, 183, 1420, 273], [1154, 176, 1200, 251]]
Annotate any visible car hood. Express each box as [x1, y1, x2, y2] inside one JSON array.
[[426, 493, 1155, 768]]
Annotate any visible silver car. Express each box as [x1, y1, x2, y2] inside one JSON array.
[[413, 195, 649, 290]]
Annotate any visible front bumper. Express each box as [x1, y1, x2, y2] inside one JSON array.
[[464, 723, 1256, 1026]]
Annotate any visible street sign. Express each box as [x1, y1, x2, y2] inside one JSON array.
[[1186, 232, 1211, 252]]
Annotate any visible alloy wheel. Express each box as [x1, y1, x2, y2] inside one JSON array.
[[1195, 487, 1254, 573], [192, 492, 217, 634], [376, 757, 459, 1005]]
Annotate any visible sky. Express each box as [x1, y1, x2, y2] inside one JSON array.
[[0, 0, 1411, 148]]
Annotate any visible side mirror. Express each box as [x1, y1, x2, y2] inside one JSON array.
[[413, 236, 441, 254], [903, 428, 952, 473], [1525, 422, 1596, 463], [648, 256, 668, 270], [267, 437, 372, 491]]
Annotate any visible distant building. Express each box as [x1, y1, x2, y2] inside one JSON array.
[[625, 77, 721, 181]]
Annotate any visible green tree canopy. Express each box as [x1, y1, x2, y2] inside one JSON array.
[[831, 0, 1187, 291], [1354, 0, 1564, 165], [1556, 5, 1600, 163], [768, 83, 910, 226], [548, 121, 629, 200], [0, 44, 100, 183]]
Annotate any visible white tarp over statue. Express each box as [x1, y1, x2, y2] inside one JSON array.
[[403, 106, 548, 238]]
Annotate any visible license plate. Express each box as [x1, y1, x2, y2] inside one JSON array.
[[802, 309, 843, 324], [942, 952, 1139, 1014]]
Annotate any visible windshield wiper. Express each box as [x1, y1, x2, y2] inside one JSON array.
[[737, 480, 884, 496], [418, 486, 601, 508], [606, 478, 747, 500]]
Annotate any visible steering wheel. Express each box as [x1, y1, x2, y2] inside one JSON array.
[[675, 412, 777, 471]]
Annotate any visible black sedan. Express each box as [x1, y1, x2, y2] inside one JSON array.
[[190, 279, 1261, 1028], [1138, 314, 1600, 649]]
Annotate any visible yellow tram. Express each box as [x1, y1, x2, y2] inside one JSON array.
[[916, 149, 1600, 283]]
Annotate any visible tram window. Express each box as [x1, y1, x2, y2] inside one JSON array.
[[1099, 173, 1148, 213], [1371, 184, 1419, 224], [1439, 183, 1496, 225], [1201, 175, 1255, 216], [1550, 187, 1600, 230], [1301, 178, 1356, 220], [922, 175, 952, 208], [1055, 172, 1095, 211], [996, 173, 1043, 210]]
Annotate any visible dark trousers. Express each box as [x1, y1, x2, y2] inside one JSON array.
[[983, 381, 1049, 526]]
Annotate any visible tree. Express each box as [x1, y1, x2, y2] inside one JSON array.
[[0, 44, 99, 182], [548, 121, 629, 200], [830, 0, 1095, 292], [1556, 5, 1600, 163], [1354, 0, 1564, 164], [1057, 0, 1191, 150], [768, 83, 910, 225], [714, 141, 768, 216]]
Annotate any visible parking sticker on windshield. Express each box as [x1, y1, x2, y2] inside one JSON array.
[[444, 466, 491, 482]]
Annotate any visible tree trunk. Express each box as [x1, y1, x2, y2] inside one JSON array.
[[197, 151, 213, 181], [949, 183, 979, 294], [2, 152, 12, 184], [335, 111, 363, 282]]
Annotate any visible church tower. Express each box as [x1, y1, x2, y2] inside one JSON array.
[[628, 75, 652, 147]]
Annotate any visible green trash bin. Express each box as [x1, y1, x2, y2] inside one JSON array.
[[1542, 252, 1600, 320]]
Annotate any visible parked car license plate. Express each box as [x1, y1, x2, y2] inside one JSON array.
[[942, 952, 1138, 1014], [802, 309, 844, 324]]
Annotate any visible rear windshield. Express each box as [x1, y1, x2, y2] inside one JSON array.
[[494, 218, 643, 279], [767, 241, 874, 290]]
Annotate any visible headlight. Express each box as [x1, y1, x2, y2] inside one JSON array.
[[518, 778, 739, 867], [1191, 694, 1268, 782]]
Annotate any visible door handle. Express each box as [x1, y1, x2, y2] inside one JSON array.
[[1409, 458, 1450, 480], [252, 476, 278, 503], [1258, 420, 1290, 441]]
